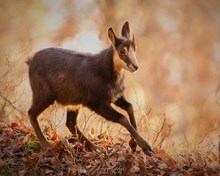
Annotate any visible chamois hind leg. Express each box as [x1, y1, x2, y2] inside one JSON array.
[[114, 96, 137, 152], [95, 104, 154, 156], [28, 97, 54, 149], [66, 110, 99, 151]]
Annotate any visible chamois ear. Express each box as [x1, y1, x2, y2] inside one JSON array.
[[121, 21, 130, 39], [132, 34, 135, 43], [108, 27, 118, 46], [132, 34, 136, 48]]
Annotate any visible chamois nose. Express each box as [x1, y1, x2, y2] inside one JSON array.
[[132, 64, 139, 71]]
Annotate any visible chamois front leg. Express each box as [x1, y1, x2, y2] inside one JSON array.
[[114, 96, 137, 152], [94, 104, 154, 156]]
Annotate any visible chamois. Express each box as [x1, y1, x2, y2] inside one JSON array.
[[27, 22, 154, 155]]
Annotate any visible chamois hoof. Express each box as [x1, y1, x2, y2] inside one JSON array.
[[69, 136, 101, 152], [143, 149, 154, 156], [129, 138, 137, 152], [143, 146, 155, 156]]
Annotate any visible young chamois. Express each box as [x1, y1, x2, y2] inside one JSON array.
[[27, 22, 154, 155]]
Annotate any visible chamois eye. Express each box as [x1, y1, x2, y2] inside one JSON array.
[[119, 48, 126, 55]]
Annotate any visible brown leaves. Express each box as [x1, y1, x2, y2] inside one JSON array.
[[212, 152, 218, 162], [0, 159, 5, 168], [0, 120, 219, 176]]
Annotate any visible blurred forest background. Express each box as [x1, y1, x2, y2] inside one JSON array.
[[0, 0, 219, 154]]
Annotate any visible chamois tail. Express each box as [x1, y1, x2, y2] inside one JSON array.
[[26, 57, 32, 66]]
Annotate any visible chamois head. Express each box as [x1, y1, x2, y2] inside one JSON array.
[[108, 21, 139, 73]]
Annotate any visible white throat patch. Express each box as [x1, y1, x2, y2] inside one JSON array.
[[112, 47, 129, 72]]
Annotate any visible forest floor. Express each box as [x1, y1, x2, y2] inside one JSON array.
[[0, 120, 219, 176]]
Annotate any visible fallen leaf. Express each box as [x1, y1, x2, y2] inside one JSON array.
[[167, 157, 177, 171], [4, 127, 14, 138], [91, 128, 95, 135], [0, 122, 9, 128], [11, 122, 19, 128], [132, 165, 140, 173], [45, 169, 54, 174], [158, 163, 168, 169], [211, 152, 218, 161], [155, 148, 167, 158], [0, 159, 5, 168], [77, 165, 87, 174], [51, 131, 58, 140], [83, 151, 96, 159], [49, 157, 58, 165], [18, 169, 26, 176]]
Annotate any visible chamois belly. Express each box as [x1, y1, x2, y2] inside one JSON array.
[[80, 81, 125, 108], [53, 81, 124, 108]]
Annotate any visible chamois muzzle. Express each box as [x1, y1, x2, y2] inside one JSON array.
[[128, 62, 139, 72]]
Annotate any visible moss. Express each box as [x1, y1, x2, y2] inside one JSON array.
[[0, 166, 9, 176], [23, 140, 41, 153]]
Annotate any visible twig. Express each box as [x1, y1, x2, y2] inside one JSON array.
[[158, 122, 173, 147], [0, 56, 13, 79], [0, 98, 7, 112], [13, 77, 27, 88], [0, 93, 27, 118], [198, 128, 217, 145], [82, 112, 95, 133], [206, 143, 215, 157], [183, 134, 190, 149], [152, 115, 166, 147], [53, 105, 65, 131], [0, 69, 11, 79], [219, 135, 220, 164], [130, 82, 142, 112], [216, 86, 220, 106], [137, 108, 152, 127]]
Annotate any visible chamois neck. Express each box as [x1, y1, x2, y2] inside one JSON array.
[[108, 45, 125, 74], [96, 46, 123, 81], [106, 46, 123, 74], [103, 46, 124, 73]]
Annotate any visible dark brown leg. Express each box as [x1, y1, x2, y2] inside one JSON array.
[[66, 109, 98, 151], [94, 104, 154, 156], [114, 96, 137, 152], [66, 110, 79, 136], [28, 99, 54, 149]]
